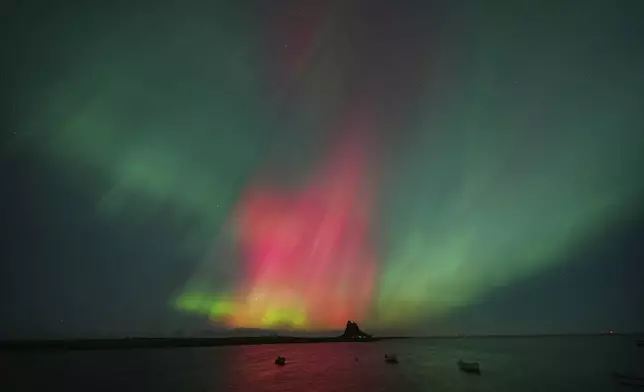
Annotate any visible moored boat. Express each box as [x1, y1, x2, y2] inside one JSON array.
[[613, 372, 644, 387], [458, 360, 481, 374], [384, 354, 398, 364]]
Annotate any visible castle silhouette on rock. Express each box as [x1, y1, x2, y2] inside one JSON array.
[[340, 320, 372, 339]]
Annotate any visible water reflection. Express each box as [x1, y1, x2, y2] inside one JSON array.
[[226, 343, 393, 392], [1, 337, 639, 392]]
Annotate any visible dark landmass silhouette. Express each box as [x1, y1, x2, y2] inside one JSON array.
[[0, 321, 405, 351], [416, 332, 644, 339], [2, 326, 639, 352], [340, 320, 372, 339]]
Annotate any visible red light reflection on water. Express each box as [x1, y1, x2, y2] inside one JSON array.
[[225, 343, 391, 392]]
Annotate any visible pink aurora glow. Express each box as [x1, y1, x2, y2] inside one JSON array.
[[227, 125, 378, 329]]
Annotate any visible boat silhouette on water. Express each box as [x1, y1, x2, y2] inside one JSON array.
[[275, 356, 286, 365], [457, 360, 481, 374], [613, 372, 644, 387], [384, 354, 398, 364]]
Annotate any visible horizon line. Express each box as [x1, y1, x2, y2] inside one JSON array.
[[2, 331, 644, 342]]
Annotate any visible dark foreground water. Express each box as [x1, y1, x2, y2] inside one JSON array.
[[1, 336, 642, 391]]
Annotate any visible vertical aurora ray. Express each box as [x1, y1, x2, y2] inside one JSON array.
[[177, 121, 378, 329], [372, 78, 644, 328]]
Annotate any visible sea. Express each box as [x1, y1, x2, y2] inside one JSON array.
[[1, 336, 642, 392]]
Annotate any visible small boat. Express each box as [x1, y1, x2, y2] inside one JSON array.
[[384, 354, 398, 364], [613, 372, 644, 387], [457, 360, 481, 374], [275, 356, 286, 365], [637, 340, 644, 347]]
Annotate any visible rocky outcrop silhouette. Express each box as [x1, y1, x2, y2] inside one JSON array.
[[340, 320, 372, 339]]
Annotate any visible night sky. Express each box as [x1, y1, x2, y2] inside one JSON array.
[[2, 0, 643, 339]]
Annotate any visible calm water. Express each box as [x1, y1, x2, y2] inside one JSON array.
[[1, 336, 642, 391]]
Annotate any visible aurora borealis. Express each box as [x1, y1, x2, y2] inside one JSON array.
[[2, 1, 644, 337], [177, 120, 378, 329]]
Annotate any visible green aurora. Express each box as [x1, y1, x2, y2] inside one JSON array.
[[5, 1, 643, 331]]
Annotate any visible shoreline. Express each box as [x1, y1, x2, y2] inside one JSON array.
[[1, 333, 641, 352], [0, 336, 409, 352]]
